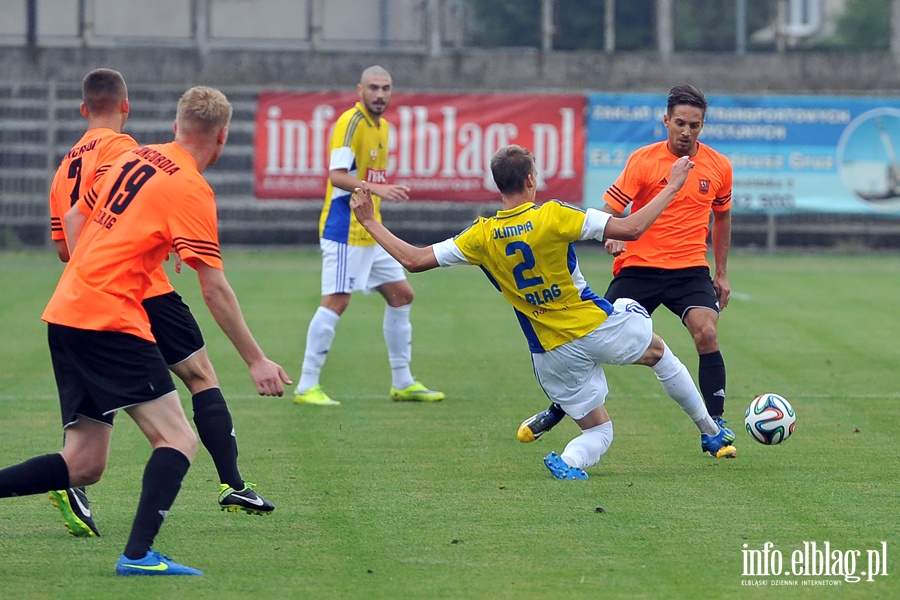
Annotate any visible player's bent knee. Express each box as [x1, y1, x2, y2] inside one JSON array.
[[636, 334, 666, 365], [171, 357, 218, 393], [693, 329, 720, 352], [321, 294, 350, 315], [155, 433, 198, 462]]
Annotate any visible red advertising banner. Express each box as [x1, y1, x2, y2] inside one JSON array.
[[255, 92, 585, 202]]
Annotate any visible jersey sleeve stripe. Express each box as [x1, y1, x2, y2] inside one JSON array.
[[606, 185, 632, 208], [84, 187, 98, 210], [173, 237, 221, 259], [713, 192, 731, 206], [342, 111, 364, 148], [173, 245, 222, 260]]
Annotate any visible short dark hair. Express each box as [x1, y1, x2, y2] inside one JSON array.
[[667, 84, 707, 116], [490, 145, 535, 195], [82, 68, 127, 115]]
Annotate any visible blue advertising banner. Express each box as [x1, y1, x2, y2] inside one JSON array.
[[586, 93, 900, 215]]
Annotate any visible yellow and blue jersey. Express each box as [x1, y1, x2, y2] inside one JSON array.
[[440, 201, 613, 353], [320, 102, 389, 246]]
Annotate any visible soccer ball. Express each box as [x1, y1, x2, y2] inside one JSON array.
[[744, 393, 796, 445]]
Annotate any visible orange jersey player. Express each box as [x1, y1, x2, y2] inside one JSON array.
[[44, 141, 220, 338], [48, 84, 136, 262], [605, 139, 732, 274], [47, 73, 278, 544], [519, 84, 737, 460], [0, 85, 288, 577]]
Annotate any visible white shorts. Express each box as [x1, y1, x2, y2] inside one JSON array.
[[320, 239, 406, 296], [531, 298, 653, 420]]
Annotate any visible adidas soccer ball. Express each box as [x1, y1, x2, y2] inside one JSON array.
[[744, 393, 796, 445]]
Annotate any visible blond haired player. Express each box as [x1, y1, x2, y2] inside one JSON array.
[[0, 86, 288, 576], [47, 70, 278, 544]]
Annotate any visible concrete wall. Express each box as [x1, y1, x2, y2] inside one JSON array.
[[4, 46, 900, 95]]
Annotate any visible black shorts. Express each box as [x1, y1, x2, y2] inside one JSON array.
[[143, 291, 205, 366], [603, 266, 719, 322], [48, 324, 176, 428]]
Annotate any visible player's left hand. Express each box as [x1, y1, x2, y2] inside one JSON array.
[[379, 183, 411, 201], [249, 358, 292, 397]]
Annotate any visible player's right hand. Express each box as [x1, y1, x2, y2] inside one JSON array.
[[351, 182, 376, 224], [668, 155, 694, 190]]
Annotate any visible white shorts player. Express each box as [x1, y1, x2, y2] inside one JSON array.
[[533, 298, 653, 420], [319, 239, 406, 296]]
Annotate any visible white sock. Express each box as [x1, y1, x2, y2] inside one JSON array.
[[384, 304, 415, 389], [652, 343, 717, 434], [560, 421, 613, 469], [297, 306, 340, 393]]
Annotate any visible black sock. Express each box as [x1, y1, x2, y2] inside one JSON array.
[[549, 403, 566, 422], [699, 351, 727, 418], [123, 447, 190, 560], [192, 388, 243, 490], [0, 453, 69, 498]]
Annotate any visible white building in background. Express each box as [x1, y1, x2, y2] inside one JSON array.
[[751, 0, 848, 46]]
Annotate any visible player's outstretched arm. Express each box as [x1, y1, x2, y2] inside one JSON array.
[[602, 155, 693, 241], [195, 263, 292, 396], [350, 183, 438, 272]]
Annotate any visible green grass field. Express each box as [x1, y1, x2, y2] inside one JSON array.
[[0, 248, 897, 599]]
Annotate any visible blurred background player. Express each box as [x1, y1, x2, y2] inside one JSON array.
[[47, 70, 279, 541], [293, 65, 443, 406], [518, 84, 736, 459], [348, 145, 736, 478]]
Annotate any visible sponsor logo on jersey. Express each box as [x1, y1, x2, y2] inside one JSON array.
[[367, 169, 387, 184]]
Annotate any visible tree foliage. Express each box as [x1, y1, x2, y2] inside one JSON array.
[[465, 0, 777, 51], [463, 0, 886, 53], [465, 0, 542, 48], [825, 0, 890, 50], [674, 0, 777, 51]]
